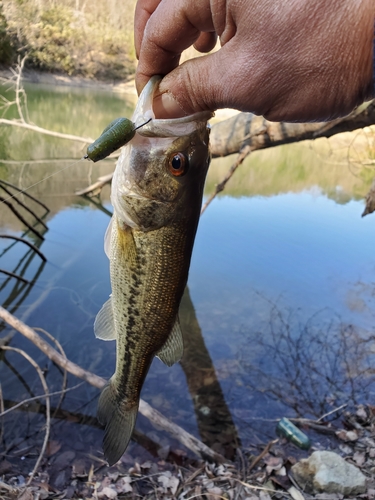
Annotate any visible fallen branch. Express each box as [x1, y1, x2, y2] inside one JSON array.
[[75, 173, 114, 196], [201, 145, 252, 214], [0, 179, 50, 212], [0, 306, 228, 464], [248, 439, 279, 472], [0, 196, 45, 240], [0, 269, 30, 284], [209, 100, 375, 158], [0, 235, 47, 262], [0, 382, 84, 418], [1, 345, 50, 485], [0, 118, 93, 144]]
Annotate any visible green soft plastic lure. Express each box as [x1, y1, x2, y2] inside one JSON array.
[[85, 117, 151, 162]]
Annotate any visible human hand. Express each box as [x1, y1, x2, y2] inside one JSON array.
[[135, 0, 374, 122]]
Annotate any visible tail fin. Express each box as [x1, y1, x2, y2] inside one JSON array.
[[97, 382, 138, 466]]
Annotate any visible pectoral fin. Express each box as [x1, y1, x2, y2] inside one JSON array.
[[156, 317, 184, 367], [94, 297, 116, 341], [104, 216, 114, 258]]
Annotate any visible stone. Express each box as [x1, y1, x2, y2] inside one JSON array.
[[291, 450, 367, 496]]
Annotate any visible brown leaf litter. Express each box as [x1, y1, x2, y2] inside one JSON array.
[[1, 404, 375, 499]]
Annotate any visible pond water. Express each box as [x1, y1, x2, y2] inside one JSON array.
[[1, 82, 375, 466]]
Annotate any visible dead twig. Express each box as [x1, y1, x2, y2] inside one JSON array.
[[1, 345, 50, 485], [248, 438, 279, 472], [0, 197, 44, 240], [0, 235, 47, 261], [0, 382, 83, 418], [0, 179, 50, 212], [316, 403, 348, 422], [0, 269, 30, 284], [0, 184, 48, 229], [34, 327, 68, 418], [0, 118, 93, 144], [201, 145, 251, 214], [75, 172, 114, 196], [0, 306, 228, 464], [0, 384, 4, 445]]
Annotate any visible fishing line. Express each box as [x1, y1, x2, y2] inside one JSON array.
[[0, 157, 87, 205], [0, 118, 153, 204]]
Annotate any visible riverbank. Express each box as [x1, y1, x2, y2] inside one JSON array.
[[0, 67, 240, 123], [0, 67, 137, 95]]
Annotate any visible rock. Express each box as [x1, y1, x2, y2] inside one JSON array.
[[291, 451, 367, 496]]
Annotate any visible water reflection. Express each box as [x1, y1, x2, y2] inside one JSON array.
[[180, 289, 241, 458], [236, 303, 375, 419], [1, 81, 375, 461], [0, 178, 48, 324]]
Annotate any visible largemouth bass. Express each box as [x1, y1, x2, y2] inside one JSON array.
[[94, 76, 213, 465]]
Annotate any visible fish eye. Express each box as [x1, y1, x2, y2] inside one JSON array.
[[168, 152, 188, 177]]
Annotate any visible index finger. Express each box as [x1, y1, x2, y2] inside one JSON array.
[[134, 0, 162, 59], [135, 0, 215, 93]]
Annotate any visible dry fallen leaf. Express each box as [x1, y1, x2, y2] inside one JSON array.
[[98, 486, 117, 499], [353, 451, 366, 467], [259, 492, 272, 500], [356, 406, 368, 420], [336, 429, 359, 441], [116, 477, 133, 494], [46, 440, 62, 457], [207, 486, 223, 500], [264, 455, 283, 474], [18, 489, 33, 500], [157, 474, 179, 495], [288, 486, 305, 500]]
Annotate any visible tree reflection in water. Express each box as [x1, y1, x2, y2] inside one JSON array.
[[237, 302, 375, 420]]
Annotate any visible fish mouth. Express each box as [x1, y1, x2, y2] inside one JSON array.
[[133, 76, 213, 138]]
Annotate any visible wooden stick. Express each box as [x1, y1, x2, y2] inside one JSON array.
[[1, 345, 50, 485], [248, 439, 279, 472], [0, 235, 47, 262], [201, 145, 251, 214], [75, 173, 114, 196], [0, 306, 228, 464], [0, 118, 93, 144]]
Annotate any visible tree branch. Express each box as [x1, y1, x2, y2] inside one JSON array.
[[209, 101, 375, 158], [0, 118, 93, 144], [0, 306, 228, 464]]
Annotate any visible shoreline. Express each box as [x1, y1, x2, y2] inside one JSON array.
[[0, 67, 240, 121], [0, 67, 138, 95]]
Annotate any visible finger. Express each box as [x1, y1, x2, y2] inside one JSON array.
[[135, 0, 215, 94], [134, 0, 163, 59], [152, 47, 251, 118], [193, 32, 218, 53]]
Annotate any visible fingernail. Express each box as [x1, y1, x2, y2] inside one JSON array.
[[153, 92, 187, 119]]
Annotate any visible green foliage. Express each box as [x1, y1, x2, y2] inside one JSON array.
[[1, 0, 137, 79], [29, 7, 76, 74], [0, 1, 14, 64]]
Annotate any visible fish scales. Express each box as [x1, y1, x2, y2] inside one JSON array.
[[94, 75, 213, 465], [111, 221, 195, 398]]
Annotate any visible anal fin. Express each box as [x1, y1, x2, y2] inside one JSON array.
[[156, 316, 184, 367], [94, 297, 116, 341]]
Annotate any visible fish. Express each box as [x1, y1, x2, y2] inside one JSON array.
[[94, 75, 213, 466]]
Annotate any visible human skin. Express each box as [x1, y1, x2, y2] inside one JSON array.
[[134, 0, 375, 122]]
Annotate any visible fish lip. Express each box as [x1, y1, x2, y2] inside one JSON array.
[[133, 76, 213, 137]]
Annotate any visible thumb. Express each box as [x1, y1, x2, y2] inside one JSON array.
[[152, 48, 252, 118]]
